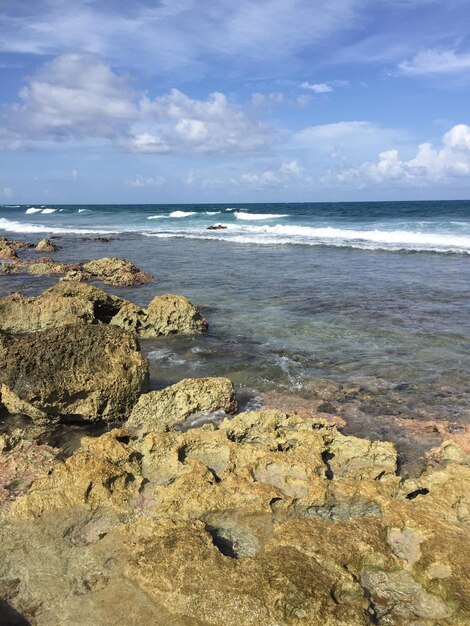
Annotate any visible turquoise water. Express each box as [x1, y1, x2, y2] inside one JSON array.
[[1, 201, 469, 455]]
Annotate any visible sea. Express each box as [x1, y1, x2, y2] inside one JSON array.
[[1, 200, 469, 468]]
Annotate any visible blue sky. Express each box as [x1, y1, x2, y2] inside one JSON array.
[[1, 0, 470, 203]]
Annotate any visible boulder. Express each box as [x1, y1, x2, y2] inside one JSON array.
[[82, 257, 153, 287], [127, 377, 237, 431], [35, 238, 59, 252], [0, 292, 94, 334], [0, 283, 126, 334], [207, 224, 227, 230], [110, 293, 207, 337], [0, 323, 149, 422], [43, 282, 125, 323]]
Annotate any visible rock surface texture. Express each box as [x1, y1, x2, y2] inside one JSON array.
[[0, 283, 206, 339], [0, 323, 149, 422], [110, 293, 208, 337], [128, 377, 238, 431], [0, 408, 468, 625]]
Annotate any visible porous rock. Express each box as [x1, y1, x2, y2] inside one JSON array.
[[0, 282, 125, 334], [127, 376, 237, 431], [1, 411, 469, 625], [0, 323, 149, 422], [82, 257, 153, 287], [110, 293, 207, 337]]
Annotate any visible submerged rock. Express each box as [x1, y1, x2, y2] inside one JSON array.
[[0, 323, 149, 422], [1, 410, 468, 625], [207, 224, 227, 230], [110, 293, 208, 337], [128, 377, 237, 432]]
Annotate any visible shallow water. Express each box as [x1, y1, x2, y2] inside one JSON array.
[[1, 201, 469, 468]]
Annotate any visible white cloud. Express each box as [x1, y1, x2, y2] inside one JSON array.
[[301, 82, 333, 93], [324, 124, 470, 187], [126, 175, 166, 188], [0, 0, 362, 74], [1, 55, 273, 155], [10, 53, 137, 140], [2, 186, 13, 198], [128, 89, 272, 154], [295, 121, 409, 162], [233, 160, 312, 189], [398, 48, 470, 76]]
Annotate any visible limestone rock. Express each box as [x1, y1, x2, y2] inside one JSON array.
[[82, 257, 153, 287], [110, 293, 207, 337], [1, 410, 469, 625], [0, 323, 149, 422], [0, 292, 94, 334], [128, 377, 237, 431], [35, 238, 58, 252]]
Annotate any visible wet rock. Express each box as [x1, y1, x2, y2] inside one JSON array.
[[207, 224, 227, 230], [82, 257, 153, 287], [110, 293, 207, 337], [0, 323, 149, 422], [35, 238, 58, 252], [128, 377, 237, 432]]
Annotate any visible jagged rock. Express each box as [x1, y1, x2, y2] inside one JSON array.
[[0, 282, 126, 334], [1, 412, 469, 625], [207, 224, 227, 230], [35, 238, 58, 252], [0, 243, 17, 259], [82, 257, 153, 287], [110, 293, 207, 337], [43, 282, 125, 323], [128, 377, 237, 431], [0, 323, 149, 422]]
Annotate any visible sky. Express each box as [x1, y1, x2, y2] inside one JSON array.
[[1, 0, 470, 204]]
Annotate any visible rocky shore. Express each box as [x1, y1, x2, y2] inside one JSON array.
[[0, 236, 469, 626]]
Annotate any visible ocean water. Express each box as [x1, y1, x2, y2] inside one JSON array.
[[1, 201, 469, 463]]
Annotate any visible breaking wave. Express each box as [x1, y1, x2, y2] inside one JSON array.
[[143, 223, 470, 253], [234, 211, 289, 220], [0, 218, 117, 235]]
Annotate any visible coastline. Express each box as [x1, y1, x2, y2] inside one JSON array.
[[0, 233, 469, 624]]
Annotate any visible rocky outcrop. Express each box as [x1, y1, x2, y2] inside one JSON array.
[[81, 257, 153, 287], [0, 282, 126, 334], [0, 410, 468, 625], [127, 377, 238, 431], [110, 293, 208, 337], [35, 238, 58, 252], [0, 283, 207, 338], [1, 254, 153, 287], [0, 323, 149, 422]]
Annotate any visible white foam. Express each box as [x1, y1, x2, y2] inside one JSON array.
[[234, 211, 288, 221], [3, 205, 20, 208], [147, 215, 169, 220], [25, 207, 42, 214], [41, 208, 57, 214], [225, 208, 235, 211], [143, 222, 470, 253], [204, 211, 221, 215], [78, 209, 89, 213], [0, 217, 117, 235], [169, 210, 196, 218]]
